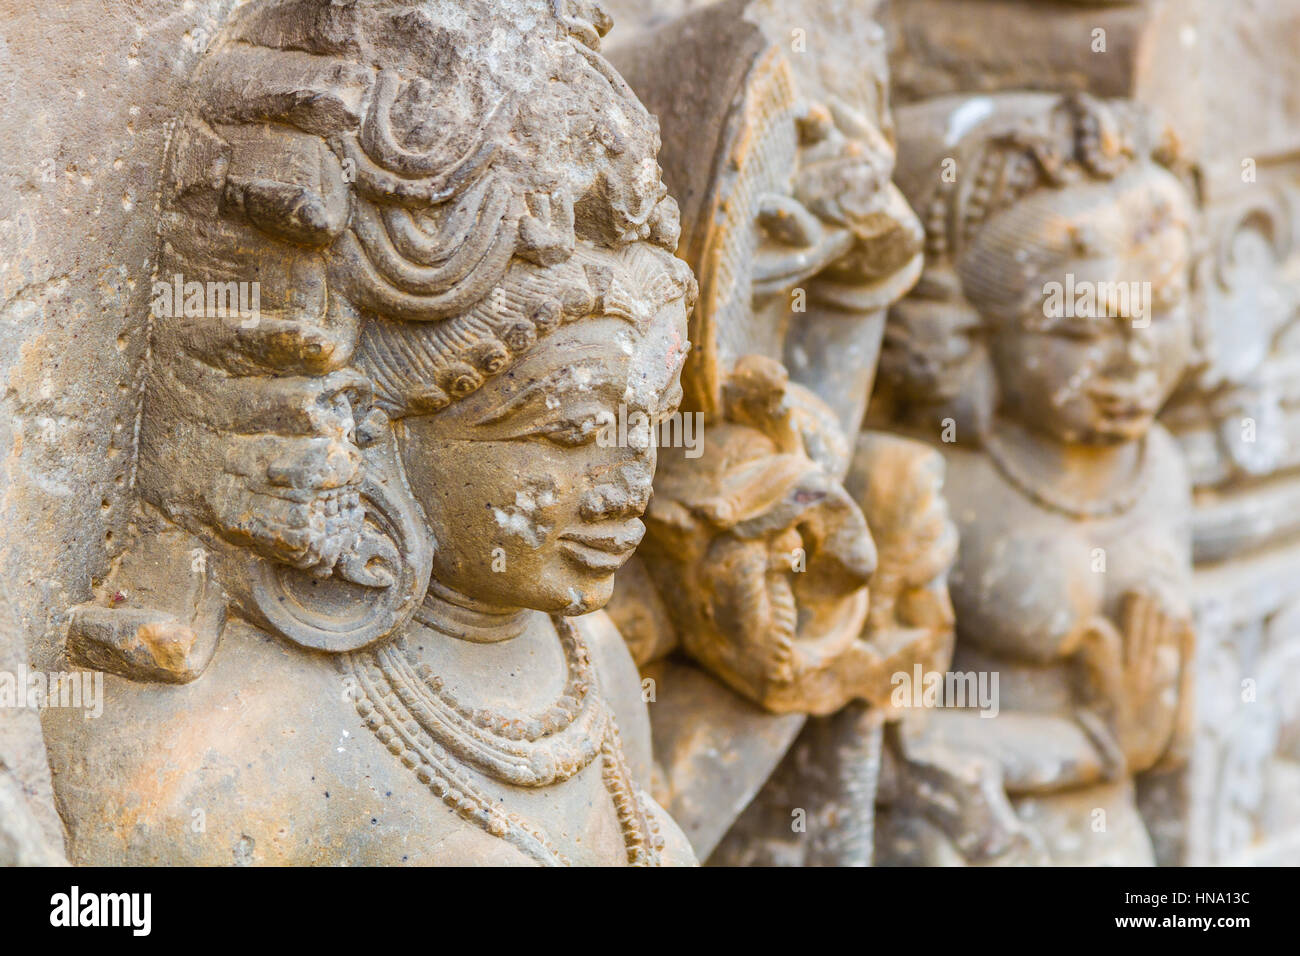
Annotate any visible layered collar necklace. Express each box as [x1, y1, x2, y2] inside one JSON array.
[[343, 592, 663, 866], [412, 578, 530, 643], [980, 423, 1151, 520]]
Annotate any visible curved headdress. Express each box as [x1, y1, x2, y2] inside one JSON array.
[[155, 0, 681, 379], [611, 0, 916, 418], [897, 92, 1187, 279]]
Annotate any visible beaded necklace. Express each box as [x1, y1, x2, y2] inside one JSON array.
[[981, 428, 1150, 520], [344, 614, 663, 865]]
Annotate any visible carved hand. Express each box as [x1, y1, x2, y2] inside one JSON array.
[[1072, 591, 1194, 775]]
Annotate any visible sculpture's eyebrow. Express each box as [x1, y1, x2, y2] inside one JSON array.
[[467, 358, 623, 428]]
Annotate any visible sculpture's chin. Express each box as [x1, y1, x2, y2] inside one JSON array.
[[541, 571, 616, 617], [1078, 419, 1151, 445], [558, 587, 613, 617]]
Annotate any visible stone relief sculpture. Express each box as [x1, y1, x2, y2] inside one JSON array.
[[873, 0, 1300, 871], [42, 0, 700, 866], [4, 0, 1275, 874], [872, 92, 1198, 866], [604, 0, 959, 863]]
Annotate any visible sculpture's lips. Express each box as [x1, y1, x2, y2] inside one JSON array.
[[1090, 391, 1158, 421], [1088, 380, 1159, 419], [558, 524, 645, 571]]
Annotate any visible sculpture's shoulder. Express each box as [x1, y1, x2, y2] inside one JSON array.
[[940, 440, 1084, 568], [43, 619, 482, 865], [48, 612, 697, 866], [939, 443, 1102, 663]]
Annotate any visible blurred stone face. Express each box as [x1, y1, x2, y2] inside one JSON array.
[[880, 296, 985, 404], [975, 170, 1194, 445], [750, 104, 923, 305]]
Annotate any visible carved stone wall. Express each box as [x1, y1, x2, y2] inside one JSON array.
[[0, 0, 242, 865], [1158, 1, 1300, 867], [0, 0, 1296, 867]]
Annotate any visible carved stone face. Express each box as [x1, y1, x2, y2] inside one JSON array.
[[639, 363, 881, 713], [399, 257, 689, 616], [976, 169, 1194, 445], [881, 295, 984, 404]]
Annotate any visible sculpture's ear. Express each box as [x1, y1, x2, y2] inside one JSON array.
[[243, 419, 433, 653], [68, 420, 434, 680]]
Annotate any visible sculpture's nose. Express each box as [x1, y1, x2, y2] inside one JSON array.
[[1122, 322, 1157, 369], [580, 459, 655, 521]]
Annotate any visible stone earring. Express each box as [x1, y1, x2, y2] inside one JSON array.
[[249, 417, 434, 653]]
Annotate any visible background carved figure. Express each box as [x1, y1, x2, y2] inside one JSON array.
[[604, 0, 957, 864], [874, 92, 1197, 866]]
